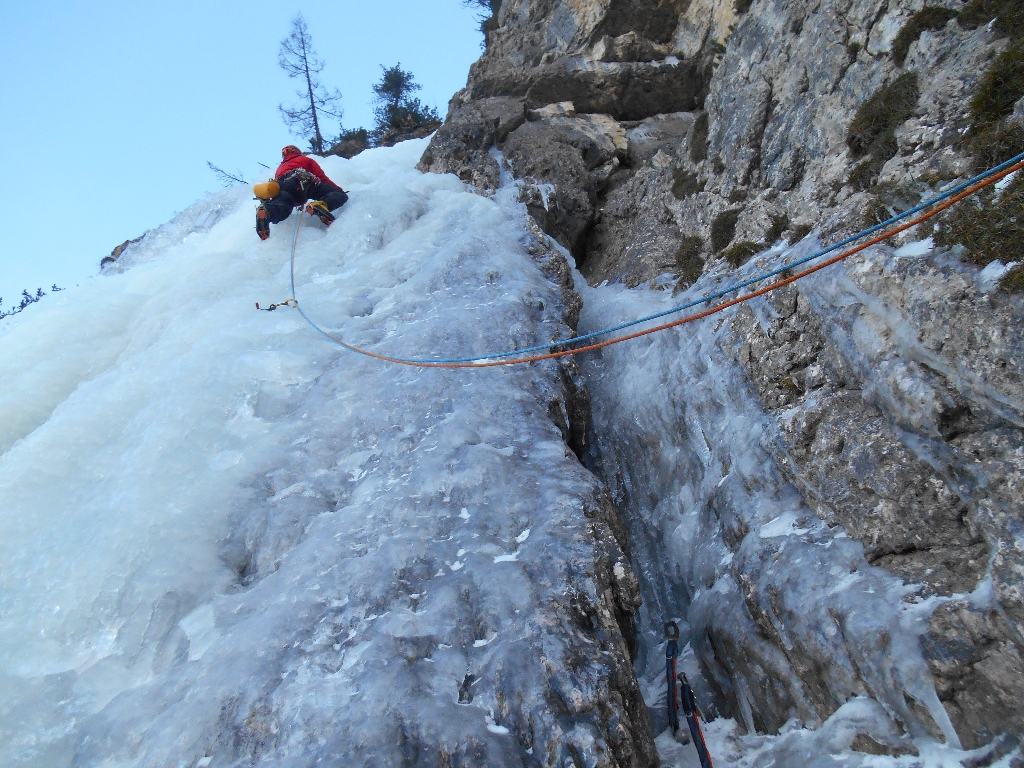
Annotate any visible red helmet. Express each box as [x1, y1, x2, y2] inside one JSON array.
[[281, 145, 302, 159]]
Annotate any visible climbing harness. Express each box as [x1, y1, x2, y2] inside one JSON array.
[[665, 622, 715, 768], [260, 152, 1024, 368]]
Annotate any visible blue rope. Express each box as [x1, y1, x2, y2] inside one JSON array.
[[290, 152, 1024, 364]]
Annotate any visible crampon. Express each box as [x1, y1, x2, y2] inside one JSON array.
[[305, 200, 335, 226], [256, 205, 270, 241]]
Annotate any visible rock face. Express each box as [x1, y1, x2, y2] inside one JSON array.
[[374, 119, 443, 148], [734, 283, 990, 598], [100, 234, 145, 268], [421, 0, 1024, 761], [924, 601, 1024, 752]]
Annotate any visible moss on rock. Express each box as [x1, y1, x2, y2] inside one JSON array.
[[958, 0, 1024, 41], [672, 169, 705, 199], [711, 208, 743, 252], [892, 7, 959, 67], [722, 241, 761, 267], [789, 223, 813, 243], [971, 42, 1024, 127], [765, 214, 790, 245], [847, 72, 920, 190], [968, 122, 1024, 175], [690, 112, 710, 163], [675, 236, 705, 288], [935, 174, 1024, 286], [1000, 263, 1024, 292]]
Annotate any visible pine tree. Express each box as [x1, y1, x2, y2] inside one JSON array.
[[369, 64, 440, 145], [278, 15, 343, 154]]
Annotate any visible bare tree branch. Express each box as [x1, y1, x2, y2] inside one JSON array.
[[207, 162, 246, 186]]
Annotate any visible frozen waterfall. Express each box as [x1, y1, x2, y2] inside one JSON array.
[[0, 139, 647, 767], [1, 138, 1008, 768]]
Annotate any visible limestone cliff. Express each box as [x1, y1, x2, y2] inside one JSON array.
[[421, 0, 1024, 763]]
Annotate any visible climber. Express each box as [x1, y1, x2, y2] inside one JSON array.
[[254, 145, 349, 240]]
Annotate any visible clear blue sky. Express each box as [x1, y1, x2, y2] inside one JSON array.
[[0, 0, 484, 308]]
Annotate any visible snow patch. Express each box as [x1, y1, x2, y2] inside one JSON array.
[[893, 237, 933, 258], [978, 260, 1018, 293], [485, 713, 510, 734], [758, 513, 811, 538], [995, 169, 1018, 196]]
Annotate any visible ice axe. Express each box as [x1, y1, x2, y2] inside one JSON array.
[[665, 621, 715, 768]]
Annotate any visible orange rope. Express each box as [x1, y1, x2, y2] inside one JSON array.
[[307, 159, 1024, 369]]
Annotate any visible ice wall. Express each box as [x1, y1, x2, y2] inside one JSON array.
[[0, 140, 651, 767], [576, 237, 1022, 767]]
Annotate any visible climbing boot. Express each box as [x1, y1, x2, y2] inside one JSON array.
[[305, 200, 335, 226], [256, 205, 270, 241]]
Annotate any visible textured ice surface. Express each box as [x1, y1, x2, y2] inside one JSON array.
[[576, 241, 996, 768], [657, 703, 1012, 768], [0, 140, 643, 767]]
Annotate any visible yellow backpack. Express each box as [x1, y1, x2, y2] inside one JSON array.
[[253, 181, 280, 200]]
